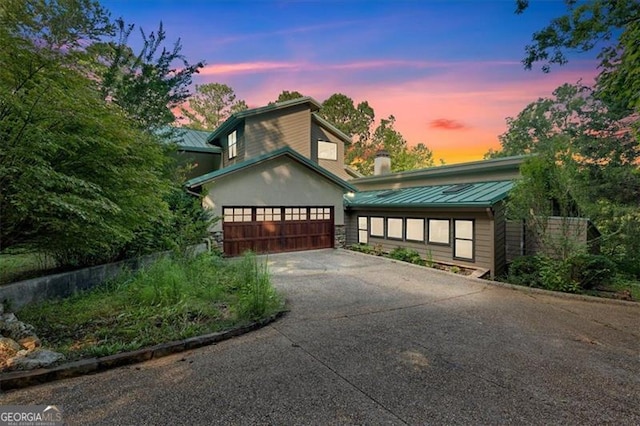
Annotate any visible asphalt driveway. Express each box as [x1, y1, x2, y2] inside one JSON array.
[[2, 249, 639, 425]]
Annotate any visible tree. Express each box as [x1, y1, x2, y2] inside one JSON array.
[[490, 82, 640, 276], [364, 116, 435, 175], [0, 0, 209, 267], [517, 0, 640, 112], [319, 93, 375, 145], [267, 90, 435, 175], [98, 19, 203, 132], [273, 90, 306, 103], [181, 83, 248, 130], [493, 83, 639, 204]]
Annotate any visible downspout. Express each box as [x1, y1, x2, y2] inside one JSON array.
[[486, 207, 495, 278]]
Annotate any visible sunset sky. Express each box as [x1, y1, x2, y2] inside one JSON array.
[[101, 0, 601, 164]]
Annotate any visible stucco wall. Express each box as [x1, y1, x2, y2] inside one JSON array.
[[203, 155, 347, 232]]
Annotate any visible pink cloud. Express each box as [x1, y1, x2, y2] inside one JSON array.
[[195, 59, 600, 164], [429, 119, 469, 131], [199, 62, 304, 75]]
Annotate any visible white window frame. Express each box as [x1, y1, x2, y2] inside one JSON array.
[[228, 130, 237, 159], [358, 217, 368, 244], [428, 219, 450, 245], [223, 207, 252, 222], [454, 219, 474, 261], [370, 217, 384, 237], [318, 140, 338, 161], [406, 218, 425, 242], [387, 218, 403, 240]]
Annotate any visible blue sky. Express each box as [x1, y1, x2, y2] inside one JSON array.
[[101, 0, 601, 163]]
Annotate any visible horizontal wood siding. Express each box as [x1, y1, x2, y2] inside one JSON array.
[[493, 202, 507, 276], [244, 105, 311, 159], [345, 212, 359, 245], [311, 122, 350, 180], [505, 220, 524, 262], [175, 151, 220, 181], [525, 216, 589, 258], [346, 209, 493, 271], [221, 125, 245, 168]]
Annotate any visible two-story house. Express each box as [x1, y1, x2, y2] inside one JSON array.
[[178, 96, 596, 278], [183, 97, 358, 256]]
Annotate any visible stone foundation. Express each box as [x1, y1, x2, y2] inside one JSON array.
[[334, 225, 346, 249]]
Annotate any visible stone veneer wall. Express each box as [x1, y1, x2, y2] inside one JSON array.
[[334, 225, 346, 249]]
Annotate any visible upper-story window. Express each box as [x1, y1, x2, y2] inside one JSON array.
[[228, 130, 237, 159], [318, 140, 337, 161]]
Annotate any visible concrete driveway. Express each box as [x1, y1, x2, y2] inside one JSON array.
[[2, 249, 639, 425]]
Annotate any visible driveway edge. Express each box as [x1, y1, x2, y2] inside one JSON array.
[[340, 249, 639, 307], [0, 310, 287, 391]]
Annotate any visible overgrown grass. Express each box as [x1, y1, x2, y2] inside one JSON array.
[[17, 252, 283, 361], [0, 251, 57, 286]]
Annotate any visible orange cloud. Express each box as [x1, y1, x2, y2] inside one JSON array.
[[429, 119, 469, 131], [195, 59, 599, 164]]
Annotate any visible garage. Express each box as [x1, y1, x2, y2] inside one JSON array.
[[222, 206, 334, 256]]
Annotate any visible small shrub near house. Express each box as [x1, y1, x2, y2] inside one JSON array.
[[507, 254, 617, 293], [389, 247, 425, 266]]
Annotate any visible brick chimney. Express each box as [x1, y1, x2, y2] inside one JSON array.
[[374, 150, 391, 176]]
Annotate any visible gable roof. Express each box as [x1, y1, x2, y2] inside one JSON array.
[[311, 113, 352, 144], [345, 180, 515, 209], [207, 97, 323, 144], [168, 127, 221, 153], [350, 155, 530, 186], [185, 146, 358, 192]]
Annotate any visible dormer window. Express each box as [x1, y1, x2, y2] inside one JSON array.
[[318, 140, 337, 161], [228, 130, 237, 159]]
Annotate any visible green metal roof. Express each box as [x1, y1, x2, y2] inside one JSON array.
[[207, 97, 322, 143], [169, 127, 221, 153], [350, 155, 530, 185], [185, 146, 358, 193], [345, 180, 515, 209]]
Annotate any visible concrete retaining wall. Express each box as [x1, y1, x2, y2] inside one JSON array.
[[0, 244, 207, 310]]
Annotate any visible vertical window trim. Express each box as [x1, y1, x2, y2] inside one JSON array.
[[428, 219, 450, 246], [358, 216, 368, 244], [318, 140, 338, 161], [386, 217, 403, 240], [370, 217, 384, 237], [228, 130, 237, 160], [453, 219, 475, 261], [405, 218, 425, 242]]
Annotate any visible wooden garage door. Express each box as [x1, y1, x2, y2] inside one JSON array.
[[222, 206, 334, 256]]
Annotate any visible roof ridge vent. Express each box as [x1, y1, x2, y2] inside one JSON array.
[[442, 183, 473, 194]]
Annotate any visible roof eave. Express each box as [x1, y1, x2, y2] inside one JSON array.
[[350, 155, 531, 185], [312, 113, 352, 144], [185, 147, 357, 193]]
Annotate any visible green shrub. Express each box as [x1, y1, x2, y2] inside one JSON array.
[[539, 257, 580, 293], [568, 254, 617, 289], [350, 243, 374, 254], [389, 247, 424, 266], [507, 255, 543, 287]]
